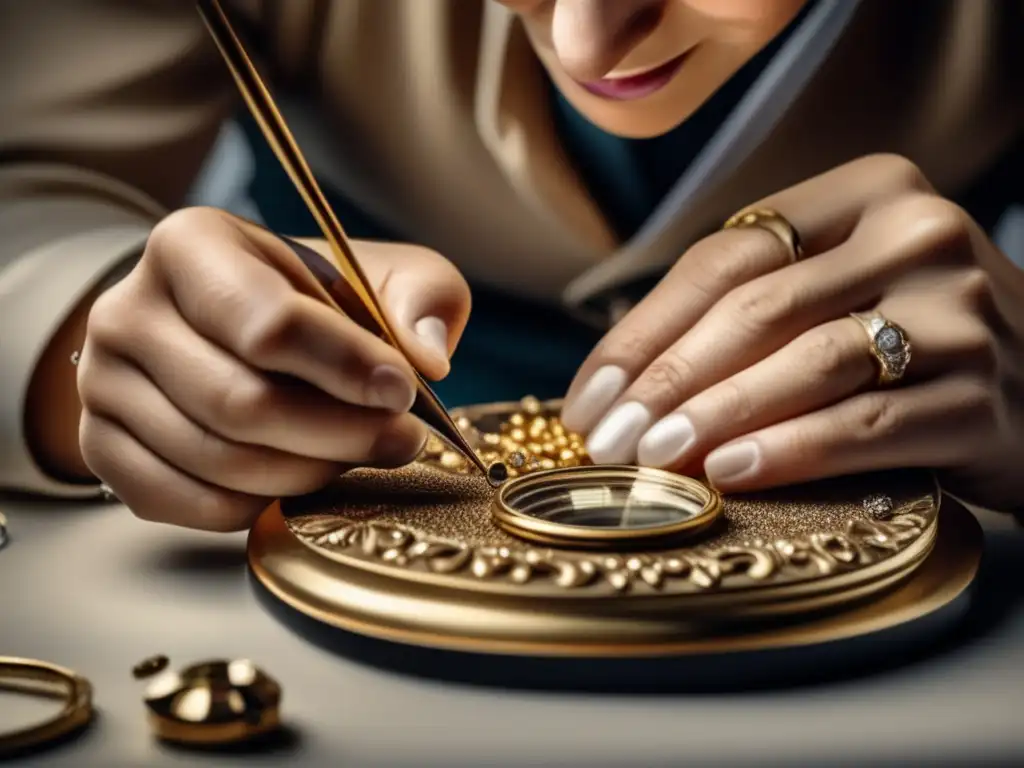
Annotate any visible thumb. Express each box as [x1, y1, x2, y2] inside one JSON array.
[[354, 241, 471, 380]]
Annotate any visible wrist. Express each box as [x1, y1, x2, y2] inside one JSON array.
[[24, 256, 139, 483]]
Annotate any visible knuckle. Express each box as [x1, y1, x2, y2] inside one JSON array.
[[146, 206, 228, 262], [637, 350, 696, 400], [799, 329, 848, 388], [841, 394, 904, 444], [236, 298, 305, 363], [710, 378, 756, 424], [594, 324, 664, 368], [209, 375, 277, 437], [888, 195, 973, 264], [727, 280, 799, 335], [958, 267, 993, 311], [85, 286, 133, 348], [682, 239, 751, 297], [863, 153, 932, 193]]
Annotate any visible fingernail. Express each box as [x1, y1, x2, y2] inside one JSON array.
[[637, 413, 696, 468], [705, 441, 761, 484], [561, 366, 629, 433], [367, 364, 416, 412], [586, 402, 652, 464], [414, 316, 450, 363]]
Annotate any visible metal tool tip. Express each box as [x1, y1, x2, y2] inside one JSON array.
[[486, 462, 509, 487]]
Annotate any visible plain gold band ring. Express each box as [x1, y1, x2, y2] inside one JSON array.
[[723, 208, 805, 264], [0, 657, 94, 756], [850, 311, 912, 385]]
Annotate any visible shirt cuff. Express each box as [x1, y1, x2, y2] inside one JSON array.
[[0, 220, 152, 497]]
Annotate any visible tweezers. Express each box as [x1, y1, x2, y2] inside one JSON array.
[[195, 0, 499, 484]]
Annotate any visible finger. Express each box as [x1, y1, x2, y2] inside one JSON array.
[[701, 374, 997, 493], [636, 286, 997, 469], [147, 208, 418, 411], [78, 347, 342, 497], [562, 153, 934, 433], [88, 299, 426, 464], [79, 411, 269, 531], [586, 193, 978, 457]]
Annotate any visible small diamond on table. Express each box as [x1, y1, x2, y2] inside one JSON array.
[[863, 494, 894, 521]]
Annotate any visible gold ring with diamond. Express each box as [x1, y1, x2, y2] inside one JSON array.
[[723, 207, 805, 264], [851, 311, 912, 385]]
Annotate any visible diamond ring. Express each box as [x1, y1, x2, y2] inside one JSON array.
[[851, 311, 912, 385]]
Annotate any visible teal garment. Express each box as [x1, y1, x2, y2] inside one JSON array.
[[239, 12, 804, 405]]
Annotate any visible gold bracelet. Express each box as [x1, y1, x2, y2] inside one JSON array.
[[0, 657, 93, 757]]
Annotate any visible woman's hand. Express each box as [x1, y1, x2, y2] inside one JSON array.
[[562, 154, 1024, 511], [77, 207, 470, 530]]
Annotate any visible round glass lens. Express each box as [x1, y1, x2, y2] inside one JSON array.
[[502, 475, 705, 531]]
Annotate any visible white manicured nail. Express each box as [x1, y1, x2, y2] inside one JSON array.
[[637, 413, 696, 468], [586, 402, 652, 464], [414, 316, 450, 362], [705, 441, 762, 484], [561, 366, 629, 433]]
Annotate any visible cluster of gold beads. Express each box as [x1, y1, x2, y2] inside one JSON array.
[[422, 396, 589, 478]]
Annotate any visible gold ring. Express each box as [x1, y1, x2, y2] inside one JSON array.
[[0, 657, 94, 757], [851, 311, 912, 385], [723, 208, 805, 263]]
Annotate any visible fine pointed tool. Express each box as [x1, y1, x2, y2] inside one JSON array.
[[195, 0, 501, 484]]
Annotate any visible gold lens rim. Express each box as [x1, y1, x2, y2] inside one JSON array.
[[492, 465, 723, 548], [0, 657, 93, 757]]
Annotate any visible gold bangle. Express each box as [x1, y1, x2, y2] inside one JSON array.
[[492, 465, 723, 549], [0, 657, 94, 757]]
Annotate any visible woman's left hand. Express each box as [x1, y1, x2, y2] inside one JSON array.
[[561, 154, 1024, 511]]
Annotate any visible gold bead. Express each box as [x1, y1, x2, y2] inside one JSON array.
[[440, 452, 465, 470], [509, 414, 526, 428], [539, 458, 556, 470], [509, 427, 527, 444], [525, 442, 544, 456], [482, 432, 501, 447], [423, 435, 446, 457], [550, 422, 566, 437], [559, 448, 578, 463], [541, 441, 557, 456], [554, 435, 569, 449], [456, 416, 473, 431], [521, 396, 542, 415]]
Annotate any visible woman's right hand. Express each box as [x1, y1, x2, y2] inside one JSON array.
[[76, 207, 471, 531]]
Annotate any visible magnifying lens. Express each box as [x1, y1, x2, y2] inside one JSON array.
[[492, 465, 722, 549]]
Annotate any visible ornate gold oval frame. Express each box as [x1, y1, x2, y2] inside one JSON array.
[[247, 400, 979, 656]]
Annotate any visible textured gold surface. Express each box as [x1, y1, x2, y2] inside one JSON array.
[[249, 499, 981, 656], [250, 398, 968, 655]]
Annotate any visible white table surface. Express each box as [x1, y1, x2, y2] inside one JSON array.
[[2, 496, 1023, 767]]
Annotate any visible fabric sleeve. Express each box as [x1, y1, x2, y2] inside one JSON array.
[[0, 0, 238, 495]]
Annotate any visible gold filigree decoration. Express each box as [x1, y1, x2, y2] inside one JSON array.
[[288, 497, 935, 594]]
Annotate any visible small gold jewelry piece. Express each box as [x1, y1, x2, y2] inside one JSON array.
[[723, 207, 805, 263], [851, 311, 912, 385], [99, 483, 118, 503], [132, 655, 170, 679], [141, 658, 281, 746], [493, 465, 723, 548], [0, 657, 94, 757], [69, 350, 80, 366], [422, 397, 589, 479]]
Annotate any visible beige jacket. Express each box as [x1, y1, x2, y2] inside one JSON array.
[[1, 0, 1022, 497]]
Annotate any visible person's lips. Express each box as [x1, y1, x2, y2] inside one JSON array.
[[578, 50, 693, 101]]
